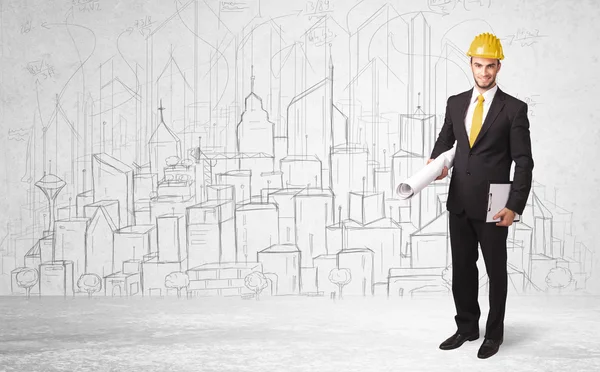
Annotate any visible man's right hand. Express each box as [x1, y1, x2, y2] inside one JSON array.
[[427, 158, 448, 180]]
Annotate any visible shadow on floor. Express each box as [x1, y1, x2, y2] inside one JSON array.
[[500, 323, 547, 348]]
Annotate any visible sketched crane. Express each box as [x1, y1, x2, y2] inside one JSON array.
[[188, 137, 217, 202]]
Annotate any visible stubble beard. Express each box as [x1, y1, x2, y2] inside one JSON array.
[[475, 76, 496, 90]]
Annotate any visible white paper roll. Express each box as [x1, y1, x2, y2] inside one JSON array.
[[396, 146, 456, 200]]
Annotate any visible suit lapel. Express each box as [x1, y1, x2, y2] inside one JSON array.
[[472, 87, 506, 149], [457, 89, 473, 146]]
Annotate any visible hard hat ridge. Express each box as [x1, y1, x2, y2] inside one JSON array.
[[467, 32, 504, 60]]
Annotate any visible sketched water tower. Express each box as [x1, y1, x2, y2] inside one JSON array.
[[35, 173, 66, 235]]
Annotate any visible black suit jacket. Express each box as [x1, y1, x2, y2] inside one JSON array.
[[430, 87, 534, 221]]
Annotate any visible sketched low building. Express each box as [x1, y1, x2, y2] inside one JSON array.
[[348, 191, 385, 226], [216, 170, 252, 205], [113, 225, 156, 274], [235, 203, 279, 264], [325, 222, 343, 254], [104, 260, 142, 297], [314, 254, 337, 296], [336, 248, 375, 296], [156, 214, 187, 263], [104, 271, 141, 297], [267, 188, 300, 245], [84, 200, 120, 229], [84, 206, 118, 279], [343, 218, 402, 285], [141, 254, 185, 297], [39, 260, 74, 297], [42, 204, 116, 287], [92, 153, 135, 227], [186, 199, 236, 269], [311, 248, 375, 297], [23, 235, 54, 270], [258, 244, 301, 295], [294, 188, 334, 267], [266, 187, 334, 263], [330, 144, 369, 221], [408, 211, 450, 269], [280, 155, 322, 188], [53, 218, 89, 283], [387, 267, 448, 298], [187, 262, 261, 297]]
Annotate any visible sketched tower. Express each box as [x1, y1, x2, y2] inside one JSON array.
[[236, 66, 275, 156], [35, 173, 66, 235], [286, 56, 347, 188]]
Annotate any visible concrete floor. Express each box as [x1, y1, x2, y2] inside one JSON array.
[[0, 294, 599, 371]]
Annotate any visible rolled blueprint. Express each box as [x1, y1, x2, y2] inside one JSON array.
[[396, 146, 456, 200]]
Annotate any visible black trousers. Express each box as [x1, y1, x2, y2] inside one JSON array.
[[448, 210, 508, 341]]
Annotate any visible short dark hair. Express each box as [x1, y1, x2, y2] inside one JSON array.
[[469, 57, 501, 65]]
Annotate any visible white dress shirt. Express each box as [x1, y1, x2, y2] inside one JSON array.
[[464, 84, 498, 140]]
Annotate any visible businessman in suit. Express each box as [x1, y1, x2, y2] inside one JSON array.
[[428, 33, 534, 359]]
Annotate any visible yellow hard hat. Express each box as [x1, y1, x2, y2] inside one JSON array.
[[467, 32, 504, 60]]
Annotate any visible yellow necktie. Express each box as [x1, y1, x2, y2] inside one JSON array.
[[469, 94, 485, 147]]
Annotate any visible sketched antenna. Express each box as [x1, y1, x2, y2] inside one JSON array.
[[250, 65, 255, 93], [158, 98, 166, 121], [414, 92, 425, 115], [35, 173, 66, 234]]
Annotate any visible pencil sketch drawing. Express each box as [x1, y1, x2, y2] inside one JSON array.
[[0, 0, 595, 303]]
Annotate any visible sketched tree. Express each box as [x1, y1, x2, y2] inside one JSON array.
[[165, 156, 180, 167], [244, 272, 269, 300], [329, 268, 352, 299], [16, 268, 39, 299], [545, 267, 573, 293], [165, 272, 189, 298], [180, 158, 194, 167], [77, 273, 102, 298]]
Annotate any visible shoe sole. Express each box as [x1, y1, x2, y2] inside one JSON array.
[[439, 334, 480, 350]]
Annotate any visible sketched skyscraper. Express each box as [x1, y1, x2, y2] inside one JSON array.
[[400, 13, 435, 158], [236, 66, 275, 156], [407, 13, 432, 117], [35, 173, 66, 236], [286, 56, 347, 188], [391, 14, 441, 230]]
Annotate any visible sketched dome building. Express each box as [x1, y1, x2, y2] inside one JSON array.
[[35, 173, 66, 193]]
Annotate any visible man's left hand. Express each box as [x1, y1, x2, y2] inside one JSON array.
[[494, 208, 516, 227]]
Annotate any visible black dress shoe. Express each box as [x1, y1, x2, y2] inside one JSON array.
[[439, 331, 479, 350], [477, 338, 503, 359]]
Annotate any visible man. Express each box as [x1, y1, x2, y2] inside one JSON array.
[[428, 32, 534, 359]]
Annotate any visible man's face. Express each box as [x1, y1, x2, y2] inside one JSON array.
[[470, 57, 501, 90]]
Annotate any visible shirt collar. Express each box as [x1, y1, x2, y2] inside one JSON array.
[[471, 84, 498, 103]]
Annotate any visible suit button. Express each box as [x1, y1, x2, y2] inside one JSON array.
[[467, 171, 471, 175], [469, 154, 472, 157]]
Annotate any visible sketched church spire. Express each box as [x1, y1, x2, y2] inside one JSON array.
[[236, 65, 275, 156], [148, 99, 182, 179]]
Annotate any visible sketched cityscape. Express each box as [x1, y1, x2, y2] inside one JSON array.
[[0, 1, 593, 299]]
